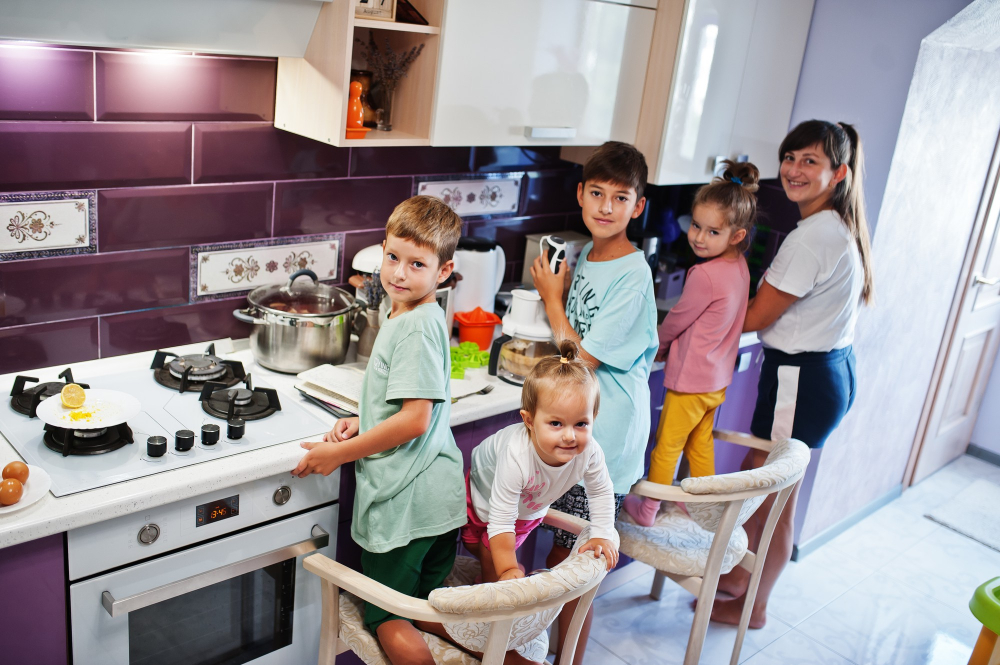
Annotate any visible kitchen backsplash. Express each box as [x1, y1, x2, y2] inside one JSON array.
[[0, 45, 583, 374]]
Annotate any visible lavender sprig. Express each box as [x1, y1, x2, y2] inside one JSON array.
[[365, 267, 385, 311], [356, 30, 424, 90]]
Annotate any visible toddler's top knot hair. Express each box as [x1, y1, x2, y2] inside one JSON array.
[[521, 339, 600, 418]]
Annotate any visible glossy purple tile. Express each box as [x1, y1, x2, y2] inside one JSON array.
[[466, 214, 567, 281], [96, 52, 276, 121], [99, 297, 253, 358], [0, 535, 69, 664], [194, 123, 349, 183], [0, 248, 189, 327], [0, 122, 191, 192], [274, 177, 411, 237], [757, 179, 801, 234], [349, 146, 472, 177], [342, 229, 387, 271], [98, 183, 273, 252], [473, 147, 566, 172], [0, 46, 93, 120], [0, 318, 99, 374], [521, 169, 581, 216]]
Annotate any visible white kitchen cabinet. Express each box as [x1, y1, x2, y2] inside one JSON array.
[[429, 0, 655, 147], [563, 0, 813, 185]]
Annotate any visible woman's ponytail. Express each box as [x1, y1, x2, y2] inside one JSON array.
[[836, 122, 875, 305]]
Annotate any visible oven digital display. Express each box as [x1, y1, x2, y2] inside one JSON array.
[[196, 495, 239, 527]]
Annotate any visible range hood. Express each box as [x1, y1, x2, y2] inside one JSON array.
[[0, 0, 330, 58]]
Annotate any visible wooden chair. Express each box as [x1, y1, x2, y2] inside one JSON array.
[[303, 510, 609, 665], [616, 430, 810, 665]]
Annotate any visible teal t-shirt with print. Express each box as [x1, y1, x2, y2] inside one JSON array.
[[566, 242, 658, 494], [352, 303, 467, 553]]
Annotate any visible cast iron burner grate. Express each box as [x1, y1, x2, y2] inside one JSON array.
[[9, 368, 90, 418], [43, 422, 134, 456], [200, 374, 281, 421], [151, 343, 245, 393]]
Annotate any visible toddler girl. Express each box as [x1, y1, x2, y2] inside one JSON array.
[[463, 340, 619, 582], [624, 160, 757, 527]]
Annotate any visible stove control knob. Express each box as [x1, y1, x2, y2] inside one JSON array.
[[146, 436, 167, 458], [273, 486, 292, 506], [201, 424, 220, 446], [228, 418, 245, 440], [175, 429, 194, 452], [137, 523, 160, 545]]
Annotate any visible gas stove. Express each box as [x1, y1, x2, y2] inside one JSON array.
[[0, 359, 328, 497], [9, 368, 90, 418], [150, 343, 246, 393]]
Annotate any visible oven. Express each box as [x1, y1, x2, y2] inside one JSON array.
[[68, 473, 338, 665]]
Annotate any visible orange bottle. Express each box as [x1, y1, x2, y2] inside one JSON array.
[[348, 81, 364, 129]]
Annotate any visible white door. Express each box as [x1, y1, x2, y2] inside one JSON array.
[[912, 138, 1000, 482], [430, 0, 654, 147]]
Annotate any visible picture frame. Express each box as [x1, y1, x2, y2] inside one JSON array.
[[355, 0, 396, 22]]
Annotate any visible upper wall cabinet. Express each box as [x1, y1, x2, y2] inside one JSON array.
[[564, 0, 813, 185], [429, 0, 656, 147]]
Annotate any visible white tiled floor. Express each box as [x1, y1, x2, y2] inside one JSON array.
[[574, 454, 999, 665]]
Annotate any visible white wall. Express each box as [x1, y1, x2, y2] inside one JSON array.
[[788, 0, 974, 231], [971, 351, 1000, 455]]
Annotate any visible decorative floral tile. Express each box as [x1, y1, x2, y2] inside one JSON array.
[[0, 191, 96, 261], [416, 175, 522, 218], [191, 234, 343, 300]]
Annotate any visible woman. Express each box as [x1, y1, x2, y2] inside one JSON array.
[[710, 120, 874, 629]]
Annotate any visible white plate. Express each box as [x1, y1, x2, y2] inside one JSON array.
[[35, 389, 142, 429], [0, 466, 51, 515]]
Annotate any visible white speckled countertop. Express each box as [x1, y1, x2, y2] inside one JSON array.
[[0, 339, 523, 549]]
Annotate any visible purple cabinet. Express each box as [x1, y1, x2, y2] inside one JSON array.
[[0, 534, 68, 665], [714, 343, 764, 474]]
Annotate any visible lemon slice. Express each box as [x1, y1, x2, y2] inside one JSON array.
[[60, 384, 87, 409]]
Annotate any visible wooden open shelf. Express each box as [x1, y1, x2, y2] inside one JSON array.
[[275, 0, 444, 148]]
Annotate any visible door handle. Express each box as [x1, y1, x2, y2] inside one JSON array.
[[974, 274, 1000, 286], [101, 525, 329, 618]]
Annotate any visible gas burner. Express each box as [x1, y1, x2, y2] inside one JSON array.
[[43, 422, 134, 456], [9, 368, 90, 418], [200, 374, 281, 422], [151, 343, 245, 393]]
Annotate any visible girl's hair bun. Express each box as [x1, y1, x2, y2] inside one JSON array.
[[722, 160, 760, 193], [521, 338, 600, 417], [557, 339, 579, 362]]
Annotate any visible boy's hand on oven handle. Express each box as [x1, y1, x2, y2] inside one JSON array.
[[291, 440, 342, 478], [579, 538, 619, 571], [530, 254, 566, 306], [324, 416, 359, 442]]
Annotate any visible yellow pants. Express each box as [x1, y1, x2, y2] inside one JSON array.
[[647, 387, 727, 484]]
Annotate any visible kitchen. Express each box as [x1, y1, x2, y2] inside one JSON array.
[[2, 0, 1000, 664]]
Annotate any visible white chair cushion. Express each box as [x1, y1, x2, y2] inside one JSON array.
[[616, 503, 748, 577]]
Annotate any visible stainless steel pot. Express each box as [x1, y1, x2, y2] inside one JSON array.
[[234, 269, 360, 373]]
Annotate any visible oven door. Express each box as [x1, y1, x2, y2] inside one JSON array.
[[70, 504, 337, 665]]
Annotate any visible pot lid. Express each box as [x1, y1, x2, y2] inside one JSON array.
[[457, 236, 499, 252], [248, 269, 355, 317]]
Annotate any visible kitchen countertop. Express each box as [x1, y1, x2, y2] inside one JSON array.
[[0, 339, 522, 549]]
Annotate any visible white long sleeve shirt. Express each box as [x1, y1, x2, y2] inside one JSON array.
[[469, 423, 619, 544]]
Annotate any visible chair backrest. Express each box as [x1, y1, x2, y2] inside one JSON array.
[[679, 438, 811, 533], [427, 526, 606, 654]]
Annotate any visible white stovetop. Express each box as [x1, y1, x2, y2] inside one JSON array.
[[0, 338, 522, 549]]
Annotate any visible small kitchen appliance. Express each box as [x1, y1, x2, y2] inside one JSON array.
[[452, 236, 506, 314], [488, 289, 558, 386]]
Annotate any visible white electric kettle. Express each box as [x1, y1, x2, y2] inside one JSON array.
[[452, 237, 506, 313]]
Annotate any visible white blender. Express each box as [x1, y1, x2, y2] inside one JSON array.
[[488, 290, 558, 386]]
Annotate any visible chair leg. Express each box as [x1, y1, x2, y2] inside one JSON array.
[[318, 580, 341, 665], [481, 618, 514, 665], [560, 584, 601, 665], [651, 570, 667, 600]]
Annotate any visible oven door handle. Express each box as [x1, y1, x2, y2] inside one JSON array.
[[101, 524, 329, 618]]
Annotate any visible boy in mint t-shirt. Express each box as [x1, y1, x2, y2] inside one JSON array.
[[293, 196, 466, 664], [530, 141, 658, 665]]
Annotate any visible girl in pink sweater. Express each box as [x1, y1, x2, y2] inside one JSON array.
[[624, 160, 758, 527]]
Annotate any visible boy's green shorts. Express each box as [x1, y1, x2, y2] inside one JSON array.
[[360, 528, 460, 634]]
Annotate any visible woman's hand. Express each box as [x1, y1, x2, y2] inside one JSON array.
[[324, 416, 359, 442], [529, 254, 567, 306], [291, 441, 343, 478], [579, 538, 619, 571], [743, 281, 799, 332]]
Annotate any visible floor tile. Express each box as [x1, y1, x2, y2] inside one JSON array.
[[891, 463, 980, 515], [579, 638, 629, 665], [796, 571, 978, 665], [821, 503, 940, 571], [743, 628, 856, 665], [589, 573, 791, 664], [767, 544, 873, 627]]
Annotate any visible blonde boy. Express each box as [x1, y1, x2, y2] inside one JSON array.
[[293, 196, 466, 665]]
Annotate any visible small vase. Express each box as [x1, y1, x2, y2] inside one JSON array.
[[376, 83, 395, 132], [357, 308, 381, 364]]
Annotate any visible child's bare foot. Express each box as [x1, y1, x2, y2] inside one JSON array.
[[710, 596, 767, 629]]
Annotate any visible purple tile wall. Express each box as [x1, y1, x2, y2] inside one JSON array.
[[0, 534, 69, 664], [0, 44, 581, 374]]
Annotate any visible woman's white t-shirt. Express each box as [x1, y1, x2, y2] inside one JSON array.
[[758, 209, 864, 354]]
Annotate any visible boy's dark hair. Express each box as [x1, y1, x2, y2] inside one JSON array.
[[582, 141, 648, 200]]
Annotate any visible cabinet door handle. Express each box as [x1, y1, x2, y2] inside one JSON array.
[[974, 274, 1000, 286], [524, 126, 576, 140]]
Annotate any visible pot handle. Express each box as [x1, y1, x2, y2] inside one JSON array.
[[289, 269, 318, 285], [233, 308, 262, 324]]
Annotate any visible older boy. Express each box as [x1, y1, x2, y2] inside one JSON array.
[[293, 196, 466, 665], [531, 141, 658, 665]]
